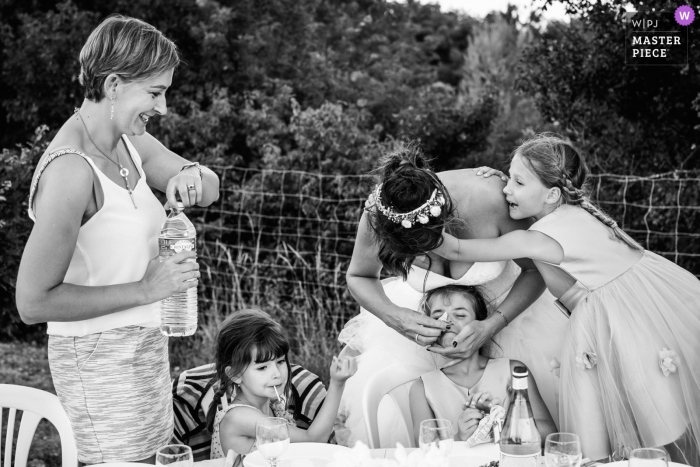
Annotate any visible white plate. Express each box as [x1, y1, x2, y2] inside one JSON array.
[[100, 464, 154, 467], [243, 443, 352, 467], [607, 462, 688, 467]]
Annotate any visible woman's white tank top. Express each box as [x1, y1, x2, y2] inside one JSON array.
[[28, 136, 167, 336]]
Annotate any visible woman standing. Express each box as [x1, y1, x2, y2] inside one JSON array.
[[338, 143, 567, 447], [16, 15, 219, 464]]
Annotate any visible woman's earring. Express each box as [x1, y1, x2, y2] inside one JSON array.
[[231, 384, 237, 399], [110, 94, 115, 120]]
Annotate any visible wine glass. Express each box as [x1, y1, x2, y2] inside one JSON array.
[[544, 433, 582, 467], [629, 448, 668, 467], [255, 417, 290, 467], [419, 419, 454, 457], [155, 444, 193, 467]]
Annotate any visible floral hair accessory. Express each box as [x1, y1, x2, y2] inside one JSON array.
[[368, 183, 446, 228]]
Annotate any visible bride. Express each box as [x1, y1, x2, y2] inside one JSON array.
[[337, 143, 569, 447]]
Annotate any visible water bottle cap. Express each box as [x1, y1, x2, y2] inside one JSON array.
[[513, 366, 528, 377]]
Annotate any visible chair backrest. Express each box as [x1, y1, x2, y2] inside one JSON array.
[[361, 365, 418, 449], [0, 384, 78, 467], [172, 363, 329, 461]]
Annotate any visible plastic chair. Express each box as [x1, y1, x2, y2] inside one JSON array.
[[361, 364, 418, 449], [0, 384, 78, 467]]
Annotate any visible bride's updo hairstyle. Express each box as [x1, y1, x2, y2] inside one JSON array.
[[515, 133, 642, 250], [79, 14, 180, 102], [367, 142, 455, 279]]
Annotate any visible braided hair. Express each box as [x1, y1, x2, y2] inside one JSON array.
[[366, 142, 457, 279], [205, 309, 293, 432], [515, 134, 643, 250]]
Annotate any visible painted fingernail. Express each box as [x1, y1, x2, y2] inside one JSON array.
[[452, 341, 458, 348], [477, 171, 482, 175]]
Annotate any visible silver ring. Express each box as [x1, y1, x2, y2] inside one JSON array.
[[414, 333, 420, 345], [187, 184, 196, 191]]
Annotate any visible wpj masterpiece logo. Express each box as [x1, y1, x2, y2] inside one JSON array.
[[625, 5, 694, 65]]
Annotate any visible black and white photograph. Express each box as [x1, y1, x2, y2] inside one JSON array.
[[0, 0, 699, 466]]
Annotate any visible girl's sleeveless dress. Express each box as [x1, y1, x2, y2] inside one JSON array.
[[337, 260, 569, 447], [420, 358, 511, 434], [211, 400, 260, 463], [529, 205, 700, 466]]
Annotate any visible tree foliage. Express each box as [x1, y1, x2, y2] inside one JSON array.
[[517, 0, 700, 173]]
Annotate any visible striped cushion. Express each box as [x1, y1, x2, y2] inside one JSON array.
[[172, 363, 330, 461]]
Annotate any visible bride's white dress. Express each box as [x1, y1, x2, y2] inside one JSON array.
[[337, 260, 569, 447]]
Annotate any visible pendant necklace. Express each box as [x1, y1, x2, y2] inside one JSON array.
[[74, 108, 137, 209]]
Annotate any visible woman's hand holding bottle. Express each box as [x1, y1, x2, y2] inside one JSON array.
[[139, 251, 200, 303]]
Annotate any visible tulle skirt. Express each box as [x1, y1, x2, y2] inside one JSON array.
[[337, 274, 568, 448], [560, 251, 700, 466]]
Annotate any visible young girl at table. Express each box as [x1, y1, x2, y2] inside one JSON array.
[[434, 134, 700, 465], [410, 284, 556, 444], [206, 309, 357, 463]]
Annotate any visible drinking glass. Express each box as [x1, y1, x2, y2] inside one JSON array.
[[255, 417, 290, 467], [419, 419, 454, 456], [629, 448, 668, 467], [155, 444, 193, 467], [544, 433, 582, 467]]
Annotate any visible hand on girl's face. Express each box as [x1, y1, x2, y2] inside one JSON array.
[[330, 356, 357, 384]]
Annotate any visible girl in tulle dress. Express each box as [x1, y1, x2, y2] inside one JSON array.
[[435, 134, 700, 465]]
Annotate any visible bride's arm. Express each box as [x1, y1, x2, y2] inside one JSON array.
[[346, 212, 448, 344], [428, 180, 555, 359]]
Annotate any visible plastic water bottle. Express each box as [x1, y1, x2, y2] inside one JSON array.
[[159, 202, 197, 337], [499, 366, 541, 467]]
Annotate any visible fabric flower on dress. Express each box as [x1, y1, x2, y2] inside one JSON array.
[[575, 351, 597, 370], [549, 358, 561, 377], [659, 348, 679, 377]]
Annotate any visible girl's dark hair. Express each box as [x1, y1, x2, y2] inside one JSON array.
[[514, 133, 642, 250], [420, 285, 489, 321], [206, 309, 292, 432], [366, 142, 455, 279]]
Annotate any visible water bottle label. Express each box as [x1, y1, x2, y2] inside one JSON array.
[[159, 238, 196, 257]]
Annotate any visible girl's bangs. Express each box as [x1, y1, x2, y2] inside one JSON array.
[[252, 330, 290, 363]]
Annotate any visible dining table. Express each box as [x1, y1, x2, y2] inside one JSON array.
[[193, 442, 502, 467]]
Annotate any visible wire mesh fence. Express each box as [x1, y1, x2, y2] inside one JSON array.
[[186, 166, 700, 354]]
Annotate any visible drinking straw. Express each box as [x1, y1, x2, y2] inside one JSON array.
[[273, 384, 282, 403]]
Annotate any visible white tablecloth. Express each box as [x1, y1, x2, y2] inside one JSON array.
[[193, 442, 500, 466]]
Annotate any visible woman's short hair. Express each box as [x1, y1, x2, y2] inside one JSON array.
[[79, 14, 180, 101]]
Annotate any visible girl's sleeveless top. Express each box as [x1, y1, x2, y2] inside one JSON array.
[[28, 136, 167, 336], [211, 399, 260, 461], [420, 358, 511, 433]]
